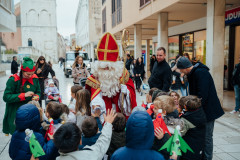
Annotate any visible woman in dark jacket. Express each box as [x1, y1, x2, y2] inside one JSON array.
[[35, 56, 56, 104], [134, 57, 145, 92]]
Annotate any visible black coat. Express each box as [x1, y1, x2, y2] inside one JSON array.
[[187, 63, 224, 122], [35, 63, 56, 100], [35, 63, 55, 78], [148, 59, 172, 92], [134, 62, 145, 80], [232, 63, 240, 86], [152, 134, 171, 160], [125, 58, 133, 70], [150, 58, 156, 73], [107, 131, 126, 160], [180, 108, 207, 160], [11, 60, 18, 74]]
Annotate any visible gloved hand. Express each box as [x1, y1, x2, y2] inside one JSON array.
[[121, 84, 128, 94]]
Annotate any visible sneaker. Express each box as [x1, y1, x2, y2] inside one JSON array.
[[230, 110, 238, 114]]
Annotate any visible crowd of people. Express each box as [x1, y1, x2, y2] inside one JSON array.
[[4, 31, 227, 160]]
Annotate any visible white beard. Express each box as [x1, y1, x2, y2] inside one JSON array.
[[92, 61, 124, 98]]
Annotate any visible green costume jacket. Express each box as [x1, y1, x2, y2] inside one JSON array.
[[3, 74, 41, 134]]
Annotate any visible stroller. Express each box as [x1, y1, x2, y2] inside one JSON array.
[[43, 78, 62, 105], [78, 77, 87, 88], [140, 77, 150, 96]]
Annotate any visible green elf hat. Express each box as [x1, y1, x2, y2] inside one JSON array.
[[21, 57, 36, 72]]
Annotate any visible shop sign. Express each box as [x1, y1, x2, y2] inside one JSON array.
[[183, 36, 190, 44], [225, 7, 240, 25]]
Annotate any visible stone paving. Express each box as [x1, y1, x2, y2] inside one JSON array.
[[0, 64, 240, 160]]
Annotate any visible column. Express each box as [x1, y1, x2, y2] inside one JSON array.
[[157, 12, 168, 61], [119, 31, 123, 58], [134, 24, 142, 59], [90, 42, 94, 62], [145, 39, 150, 79], [206, 0, 225, 104], [152, 41, 155, 55]]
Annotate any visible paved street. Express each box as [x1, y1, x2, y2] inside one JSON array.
[[0, 64, 240, 160]]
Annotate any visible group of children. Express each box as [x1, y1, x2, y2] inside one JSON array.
[[143, 88, 207, 160], [8, 83, 207, 160]]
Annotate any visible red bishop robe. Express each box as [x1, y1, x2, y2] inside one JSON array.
[[85, 69, 137, 115]]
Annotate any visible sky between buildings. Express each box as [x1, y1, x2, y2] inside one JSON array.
[[14, 0, 79, 38]]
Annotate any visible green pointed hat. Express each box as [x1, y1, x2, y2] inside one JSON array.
[[21, 57, 36, 72]]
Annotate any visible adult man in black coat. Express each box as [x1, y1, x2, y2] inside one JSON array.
[[148, 47, 172, 92], [11, 56, 18, 74], [177, 57, 224, 160]]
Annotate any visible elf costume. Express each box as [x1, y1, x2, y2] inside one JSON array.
[[3, 57, 41, 134]]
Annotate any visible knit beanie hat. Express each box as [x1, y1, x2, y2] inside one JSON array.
[[177, 57, 193, 69], [21, 57, 36, 72], [48, 79, 54, 85]]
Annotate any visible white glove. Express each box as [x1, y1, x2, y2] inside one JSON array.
[[121, 84, 128, 94]]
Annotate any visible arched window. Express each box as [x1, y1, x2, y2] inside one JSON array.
[[28, 38, 32, 46]]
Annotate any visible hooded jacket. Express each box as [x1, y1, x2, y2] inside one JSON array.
[[180, 107, 207, 160], [9, 104, 59, 160], [111, 111, 164, 160], [187, 63, 224, 121]]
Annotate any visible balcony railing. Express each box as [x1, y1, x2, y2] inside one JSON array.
[[0, 0, 12, 13]]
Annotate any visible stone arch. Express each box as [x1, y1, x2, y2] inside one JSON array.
[[39, 9, 50, 25], [27, 9, 37, 25]]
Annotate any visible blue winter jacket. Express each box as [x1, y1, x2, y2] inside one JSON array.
[[111, 111, 165, 160], [9, 104, 59, 160]]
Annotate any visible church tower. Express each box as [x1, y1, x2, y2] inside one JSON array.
[[20, 0, 58, 62]]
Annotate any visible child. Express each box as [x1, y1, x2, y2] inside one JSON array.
[[75, 89, 91, 130], [153, 95, 182, 134], [45, 102, 64, 135], [169, 91, 180, 110], [180, 95, 207, 160], [9, 104, 59, 160], [142, 88, 158, 109], [69, 85, 83, 111], [44, 79, 62, 103], [178, 96, 188, 117], [28, 100, 43, 121], [146, 90, 168, 117], [79, 115, 103, 149], [107, 113, 126, 160], [111, 111, 165, 160], [53, 109, 117, 160], [90, 95, 106, 123], [60, 103, 76, 123]]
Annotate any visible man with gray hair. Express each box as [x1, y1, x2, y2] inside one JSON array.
[[177, 57, 224, 160]]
